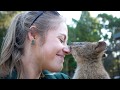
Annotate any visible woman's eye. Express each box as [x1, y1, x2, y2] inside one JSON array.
[[59, 38, 64, 43]]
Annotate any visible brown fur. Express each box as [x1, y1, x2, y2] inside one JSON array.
[[70, 41, 110, 79]]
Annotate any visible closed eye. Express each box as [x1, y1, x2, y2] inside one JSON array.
[[59, 38, 64, 43]]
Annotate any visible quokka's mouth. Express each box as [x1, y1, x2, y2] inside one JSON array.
[[95, 41, 107, 52], [98, 41, 106, 47]]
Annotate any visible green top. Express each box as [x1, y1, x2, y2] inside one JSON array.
[[1, 70, 70, 79], [41, 70, 70, 79]]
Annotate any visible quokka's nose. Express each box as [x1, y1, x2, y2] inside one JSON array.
[[69, 45, 72, 51], [68, 42, 80, 51], [67, 42, 73, 50]]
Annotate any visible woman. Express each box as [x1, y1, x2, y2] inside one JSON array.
[[0, 11, 71, 79]]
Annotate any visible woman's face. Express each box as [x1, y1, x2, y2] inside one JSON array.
[[38, 22, 70, 72]]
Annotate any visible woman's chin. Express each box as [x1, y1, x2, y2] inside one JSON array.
[[51, 66, 63, 72]]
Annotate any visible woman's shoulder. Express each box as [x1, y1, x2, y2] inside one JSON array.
[[41, 70, 70, 79]]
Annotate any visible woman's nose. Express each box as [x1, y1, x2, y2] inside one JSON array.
[[63, 46, 71, 55]]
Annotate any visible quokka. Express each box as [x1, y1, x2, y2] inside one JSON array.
[[70, 41, 110, 79]]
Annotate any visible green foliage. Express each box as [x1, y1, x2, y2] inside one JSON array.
[[97, 13, 120, 44], [0, 11, 20, 28], [0, 11, 21, 50], [68, 11, 102, 42]]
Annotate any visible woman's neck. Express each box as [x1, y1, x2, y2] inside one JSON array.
[[21, 55, 42, 79]]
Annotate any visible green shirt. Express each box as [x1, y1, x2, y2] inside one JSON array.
[[1, 70, 70, 79], [41, 70, 70, 79]]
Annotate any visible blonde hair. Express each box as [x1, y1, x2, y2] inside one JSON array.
[[0, 11, 66, 78]]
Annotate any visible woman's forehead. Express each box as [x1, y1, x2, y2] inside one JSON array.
[[49, 22, 68, 34]]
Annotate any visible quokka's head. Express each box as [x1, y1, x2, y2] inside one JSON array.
[[69, 41, 107, 61]]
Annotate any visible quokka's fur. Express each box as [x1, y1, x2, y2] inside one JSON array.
[[70, 41, 110, 79]]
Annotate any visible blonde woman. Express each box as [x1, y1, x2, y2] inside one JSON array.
[[0, 11, 71, 79]]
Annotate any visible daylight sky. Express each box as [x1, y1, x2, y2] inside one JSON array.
[[58, 11, 120, 25]]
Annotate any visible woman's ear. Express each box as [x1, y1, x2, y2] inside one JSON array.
[[28, 26, 38, 41]]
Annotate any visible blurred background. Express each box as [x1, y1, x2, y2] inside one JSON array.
[[0, 11, 120, 79]]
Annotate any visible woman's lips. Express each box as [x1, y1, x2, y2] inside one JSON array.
[[56, 54, 65, 58], [56, 54, 65, 63]]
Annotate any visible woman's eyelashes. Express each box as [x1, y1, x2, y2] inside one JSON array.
[[59, 38, 64, 43]]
